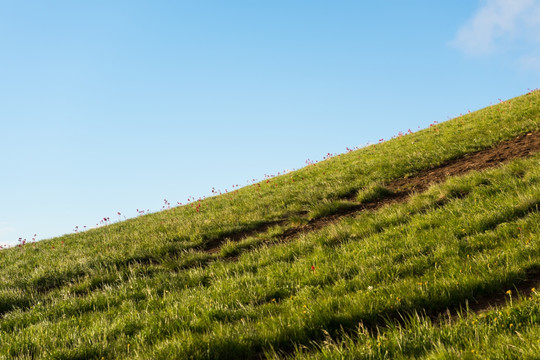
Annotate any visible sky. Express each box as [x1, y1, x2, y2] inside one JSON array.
[[1, 0, 540, 246]]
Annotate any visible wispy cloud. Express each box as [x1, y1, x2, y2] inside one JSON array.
[[451, 0, 540, 56]]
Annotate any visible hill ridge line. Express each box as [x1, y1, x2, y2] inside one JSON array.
[[203, 131, 540, 255]]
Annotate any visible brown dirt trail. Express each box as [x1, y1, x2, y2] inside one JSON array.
[[276, 131, 540, 244]]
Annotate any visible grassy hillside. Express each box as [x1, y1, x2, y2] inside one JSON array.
[[1, 91, 540, 359]]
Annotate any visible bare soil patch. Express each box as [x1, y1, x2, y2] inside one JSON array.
[[278, 131, 540, 243], [389, 131, 540, 193], [203, 131, 540, 253]]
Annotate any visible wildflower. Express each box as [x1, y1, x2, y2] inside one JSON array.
[[506, 290, 512, 295], [367, 286, 373, 291]]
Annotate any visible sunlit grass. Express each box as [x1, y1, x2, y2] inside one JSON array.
[[0, 91, 539, 359]]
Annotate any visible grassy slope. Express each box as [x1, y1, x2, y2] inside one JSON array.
[[0, 91, 539, 359]]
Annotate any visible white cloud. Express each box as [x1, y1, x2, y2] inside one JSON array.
[[451, 0, 540, 55]]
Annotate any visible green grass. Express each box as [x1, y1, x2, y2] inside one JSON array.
[[356, 184, 395, 204], [0, 91, 539, 359], [284, 289, 540, 359]]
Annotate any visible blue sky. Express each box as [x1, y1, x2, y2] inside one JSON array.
[[1, 0, 540, 246]]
